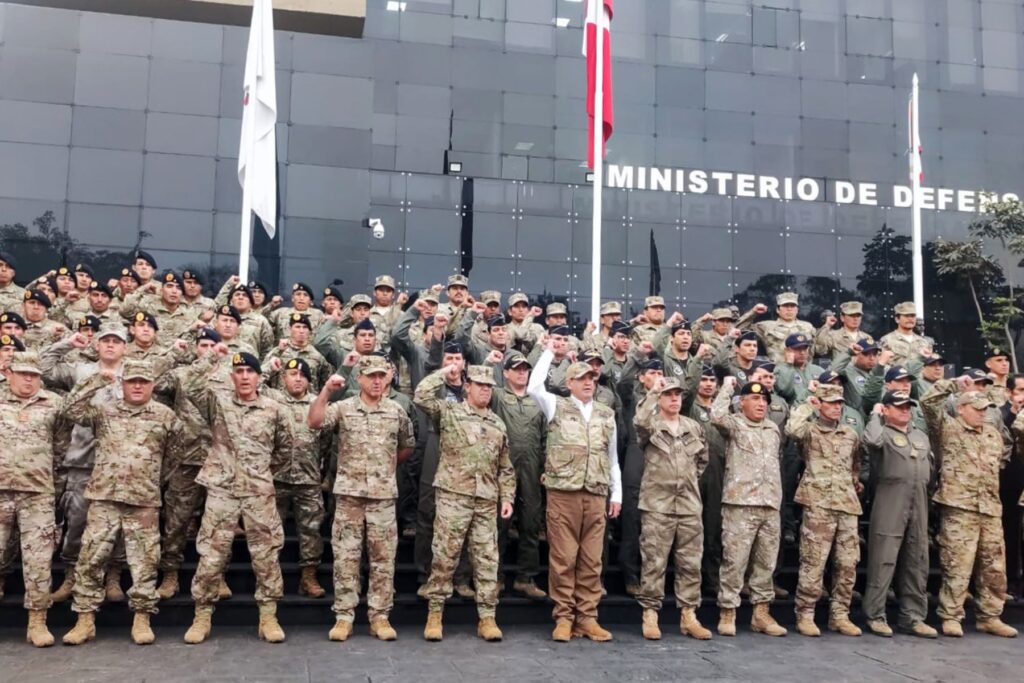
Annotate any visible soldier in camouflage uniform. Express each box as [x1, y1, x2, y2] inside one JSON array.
[[218, 281, 274, 358], [689, 308, 736, 355], [813, 301, 870, 361], [415, 364, 515, 642], [368, 274, 405, 350], [785, 384, 863, 637], [711, 378, 787, 637], [923, 377, 1018, 638], [309, 356, 414, 641], [21, 289, 67, 350], [878, 302, 932, 367], [712, 330, 759, 385], [181, 269, 217, 321], [631, 296, 667, 347], [262, 313, 334, 392], [0, 352, 63, 647], [181, 350, 293, 645], [739, 292, 816, 365], [266, 282, 325, 342], [633, 377, 712, 641], [504, 292, 542, 354], [0, 250, 25, 312], [314, 295, 377, 368], [120, 271, 195, 342], [61, 360, 179, 646]]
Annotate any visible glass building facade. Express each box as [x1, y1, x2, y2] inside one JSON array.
[[1, 0, 1023, 365]]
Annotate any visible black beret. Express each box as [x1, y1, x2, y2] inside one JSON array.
[[131, 311, 159, 331], [443, 341, 463, 355], [160, 270, 182, 287], [284, 357, 312, 382], [291, 282, 314, 298], [74, 263, 94, 277], [216, 304, 242, 324], [231, 351, 261, 374], [289, 313, 311, 329], [671, 319, 691, 334], [77, 315, 102, 331], [247, 281, 268, 295], [323, 284, 344, 302], [0, 250, 16, 270], [0, 311, 27, 330], [134, 250, 156, 269], [610, 320, 632, 336], [740, 381, 771, 397], [354, 318, 376, 333], [231, 284, 255, 305], [56, 265, 73, 277], [89, 281, 113, 298], [734, 331, 758, 346], [120, 267, 143, 285], [23, 289, 52, 309], [549, 325, 571, 336], [197, 327, 222, 343], [182, 269, 204, 284], [0, 333, 25, 351], [700, 364, 717, 378]]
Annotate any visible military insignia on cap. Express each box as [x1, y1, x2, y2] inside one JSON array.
[[221, 305, 231, 314], [58, 266, 69, 275], [292, 313, 301, 321], [1, 335, 10, 344], [797, 335, 806, 342], [165, 273, 174, 281], [324, 288, 331, 296], [1, 314, 7, 322], [893, 434, 908, 447], [232, 353, 242, 364], [23, 291, 30, 300], [135, 312, 145, 322], [121, 268, 131, 276], [287, 359, 299, 369], [752, 383, 762, 392], [79, 317, 87, 326]]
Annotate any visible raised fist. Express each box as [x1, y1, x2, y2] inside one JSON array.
[[529, 306, 543, 318], [324, 374, 346, 392], [753, 303, 769, 315], [486, 349, 504, 365], [213, 342, 230, 357], [69, 332, 90, 349], [269, 357, 283, 372], [343, 351, 360, 368], [397, 291, 409, 306]]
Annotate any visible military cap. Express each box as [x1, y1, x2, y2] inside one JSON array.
[[323, 284, 344, 302], [443, 341, 463, 355], [785, 333, 811, 349], [644, 295, 665, 308], [74, 263, 95, 278], [354, 318, 376, 333], [289, 313, 312, 329], [642, 359, 664, 372], [963, 367, 992, 384], [89, 280, 113, 298], [374, 275, 396, 291], [419, 289, 440, 305], [120, 267, 142, 284], [751, 359, 776, 373], [839, 301, 863, 315], [0, 311, 27, 330], [23, 289, 51, 309], [123, 359, 155, 382], [216, 304, 242, 324], [466, 365, 496, 385], [508, 292, 529, 306], [486, 314, 507, 330], [0, 334, 25, 351], [160, 270, 182, 287], [549, 324, 571, 336], [739, 381, 771, 397], [197, 327, 221, 343], [96, 324, 127, 342], [700, 364, 717, 378], [958, 390, 996, 410], [815, 383, 845, 403], [882, 390, 915, 406], [600, 301, 622, 315], [248, 281, 268, 295], [546, 302, 568, 316], [734, 331, 758, 346], [231, 351, 261, 374], [134, 250, 157, 269], [435, 303, 453, 318], [231, 283, 255, 305], [817, 369, 843, 385], [671, 318, 691, 334], [893, 301, 917, 315], [580, 349, 605, 365], [182, 269, 203, 284], [985, 346, 1010, 360], [422, 316, 435, 330], [0, 250, 16, 270], [292, 282, 314, 298], [285, 357, 312, 381], [610, 320, 632, 336], [132, 311, 159, 331], [566, 361, 598, 381], [776, 292, 799, 306], [8, 351, 42, 375], [856, 336, 879, 353], [884, 366, 912, 382], [358, 355, 390, 375], [710, 307, 736, 321], [78, 315, 102, 332], [656, 377, 684, 394], [480, 290, 501, 305], [350, 293, 372, 308], [922, 352, 945, 366], [56, 265, 72, 278], [504, 352, 532, 370], [447, 274, 469, 288]]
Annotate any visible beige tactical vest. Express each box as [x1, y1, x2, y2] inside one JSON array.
[[542, 396, 615, 496]]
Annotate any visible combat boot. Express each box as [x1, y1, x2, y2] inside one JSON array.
[[901, 621, 937, 639], [26, 610, 54, 647], [217, 575, 232, 600], [156, 571, 179, 600], [977, 618, 1018, 638], [795, 613, 820, 637], [828, 614, 862, 637], [625, 582, 641, 597], [131, 613, 155, 645], [424, 610, 443, 642], [641, 609, 662, 640], [454, 583, 475, 599], [866, 619, 893, 637], [512, 580, 547, 599], [51, 569, 75, 603], [257, 604, 285, 643], [941, 620, 963, 637], [572, 619, 613, 641], [552, 619, 572, 642], [717, 608, 736, 636], [477, 617, 503, 642], [680, 607, 712, 640], [328, 619, 352, 642], [370, 618, 397, 641], [184, 606, 213, 644], [299, 566, 325, 598], [104, 564, 125, 603], [751, 603, 787, 636], [62, 612, 96, 646]]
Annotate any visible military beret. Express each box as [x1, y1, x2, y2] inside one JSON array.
[[74, 263, 95, 278], [739, 381, 771, 397], [349, 293, 372, 308], [323, 284, 344, 302], [642, 359, 664, 372], [504, 352, 532, 370], [549, 324, 571, 337], [292, 282, 314, 298], [132, 311, 159, 331], [466, 365, 496, 386], [671, 319, 691, 334], [284, 357, 312, 382], [700, 364, 717, 378], [247, 281, 268, 295], [486, 314, 507, 330], [55, 265, 73, 278], [751, 359, 776, 374], [120, 267, 142, 284], [289, 313, 312, 329], [958, 390, 996, 410], [817, 369, 843, 385], [776, 292, 799, 306], [600, 301, 622, 315], [985, 346, 1009, 361], [0, 311, 27, 330], [443, 341, 463, 355], [507, 292, 529, 307], [710, 307, 736, 321], [480, 290, 501, 305], [231, 351, 261, 374], [580, 349, 605, 365], [566, 361, 598, 381], [546, 302, 568, 316], [89, 281, 113, 298], [815, 383, 845, 403], [374, 275, 397, 291], [182, 269, 203, 284], [893, 301, 916, 315], [734, 331, 758, 346], [8, 351, 42, 375], [447, 274, 469, 288], [231, 284, 255, 305], [122, 359, 155, 382], [884, 366, 912, 382], [358, 354, 389, 376], [0, 250, 17, 270], [785, 333, 811, 349], [196, 327, 222, 343], [96, 324, 127, 342], [160, 270, 182, 287], [354, 318, 376, 333], [882, 390, 915, 406], [23, 289, 51, 309], [963, 367, 992, 384], [839, 301, 863, 315], [644, 295, 665, 309], [610, 320, 632, 336], [77, 315, 102, 332], [0, 334, 25, 351], [134, 250, 157, 269]]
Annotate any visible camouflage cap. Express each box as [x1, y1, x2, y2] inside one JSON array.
[[839, 301, 863, 315], [893, 301, 916, 315], [565, 361, 599, 381], [580, 349, 605, 365], [656, 377, 684, 394], [776, 292, 799, 306], [480, 290, 501, 305], [8, 351, 41, 374], [122, 359, 155, 382], [957, 390, 996, 410], [358, 354, 389, 375], [96, 324, 127, 342], [644, 295, 665, 308], [0, 334, 25, 351], [374, 274, 396, 290], [546, 302, 568, 316], [447, 274, 469, 288], [710, 307, 736, 320], [814, 383, 845, 403], [349, 293, 372, 308], [419, 289, 440, 304], [508, 292, 529, 306], [600, 301, 622, 315], [466, 364, 496, 385]]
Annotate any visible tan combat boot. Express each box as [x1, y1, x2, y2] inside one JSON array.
[[717, 608, 737, 636], [512, 580, 547, 599], [454, 583, 475, 599], [26, 610, 54, 647], [866, 619, 893, 637], [104, 565, 125, 603], [217, 576, 232, 600], [184, 606, 213, 644], [828, 614, 862, 637], [572, 619, 613, 641], [298, 566, 325, 598], [156, 571, 179, 600], [941, 620, 963, 638], [641, 609, 662, 640], [424, 610, 443, 642], [477, 617, 503, 642], [257, 604, 285, 643], [328, 619, 352, 642], [131, 613, 155, 645], [62, 612, 96, 646], [370, 618, 397, 641], [795, 613, 821, 637], [552, 619, 572, 642], [977, 618, 1018, 638], [680, 607, 712, 640], [903, 621, 937, 639], [51, 568, 75, 603], [751, 603, 787, 636]]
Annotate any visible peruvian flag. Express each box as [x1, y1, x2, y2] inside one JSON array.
[[583, 0, 613, 169]]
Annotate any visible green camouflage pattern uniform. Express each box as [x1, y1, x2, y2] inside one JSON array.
[[923, 380, 1011, 624], [266, 306, 325, 342], [183, 355, 293, 608], [744, 318, 816, 365], [0, 377, 62, 610], [120, 291, 195, 342], [262, 341, 334, 392], [878, 329, 931, 367], [633, 389, 708, 611], [323, 389, 415, 623], [785, 397, 862, 620], [711, 381, 783, 609], [63, 369, 178, 614], [0, 281, 26, 312], [414, 368, 515, 618]]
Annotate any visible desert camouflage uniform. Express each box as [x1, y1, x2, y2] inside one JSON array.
[[238, 311, 275, 360], [120, 293, 195, 342], [182, 294, 217, 322], [266, 306, 326, 342], [262, 341, 334, 393], [23, 317, 67, 351], [0, 281, 26, 312], [878, 330, 931, 368], [742, 317, 815, 365]]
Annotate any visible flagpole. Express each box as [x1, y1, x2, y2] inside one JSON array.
[[911, 73, 924, 325], [239, 171, 252, 284], [590, 2, 604, 325]]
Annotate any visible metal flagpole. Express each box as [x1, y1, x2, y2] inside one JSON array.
[[590, 1, 604, 325], [910, 73, 924, 325], [239, 160, 252, 284]]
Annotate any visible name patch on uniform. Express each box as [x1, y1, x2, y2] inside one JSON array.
[[892, 434, 908, 447]]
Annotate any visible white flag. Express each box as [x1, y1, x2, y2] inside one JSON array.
[[238, 0, 278, 238]]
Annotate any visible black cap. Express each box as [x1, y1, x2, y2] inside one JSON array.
[[284, 357, 312, 382], [0, 311, 27, 330], [884, 366, 912, 382], [964, 367, 992, 384], [77, 315, 102, 331], [23, 289, 51, 309], [134, 250, 156, 269], [0, 333, 24, 351], [216, 304, 242, 324], [231, 283, 255, 305], [504, 353, 532, 370], [740, 381, 771, 397], [89, 281, 113, 298], [289, 313, 311, 329], [882, 390, 915, 406], [549, 325, 571, 336], [131, 311, 159, 331], [443, 341, 463, 355], [120, 267, 142, 284], [818, 369, 843, 385], [354, 318, 376, 333], [985, 346, 1010, 361], [292, 282, 314, 298], [323, 284, 344, 302], [0, 250, 16, 270], [734, 331, 758, 346], [785, 333, 811, 349], [486, 314, 507, 330], [231, 351, 261, 374], [671, 319, 691, 334], [610, 320, 631, 336], [700, 364, 717, 378], [197, 327, 222, 343], [923, 352, 945, 366], [182, 269, 204, 284], [159, 270, 182, 287], [642, 359, 664, 372], [751, 359, 776, 374], [73, 263, 94, 277], [248, 281, 268, 295]]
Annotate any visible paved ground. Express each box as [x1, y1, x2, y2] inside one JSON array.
[[0, 623, 1017, 683]]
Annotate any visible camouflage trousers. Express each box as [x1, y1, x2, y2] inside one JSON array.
[[0, 490, 55, 610], [936, 505, 1007, 622], [60, 468, 125, 565], [159, 464, 204, 573], [331, 495, 396, 623], [637, 510, 703, 611], [73, 500, 160, 614], [275, 482, 324, 568], [718, 504, 779, 609], [191, 489, 283, 606], [0, 524, 19, 577], [794, 506, 860, 617], [425, 489, 500, 618]]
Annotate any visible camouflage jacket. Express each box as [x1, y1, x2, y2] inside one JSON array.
[[238, 311, 275, 359], [0, 387, 63, 494], [0, 282, 26, 312], [540, 395, 616, 498], [120, 292, 196, 341], [261, 342, 334, 392], [711, 382, 783, 509], [878, 330, 931, 367], [414, 369, 515, 505], [785, 402, 862, 515], [266, 306, 326, 342], [812, 325, 869, 360], [324, 394, 415, 499], [634, 391, 708, 515], [746, 318, 816, 364], [23, 318, 67, 351], [268, 389, 331, 486]]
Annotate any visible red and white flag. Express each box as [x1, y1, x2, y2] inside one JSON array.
[[583, 0, 613, 169], [908, 75, 922, 186], [239, 0, 278, 239]]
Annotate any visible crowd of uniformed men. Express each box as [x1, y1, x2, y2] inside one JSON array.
[[0, 247, 1022, 648]]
